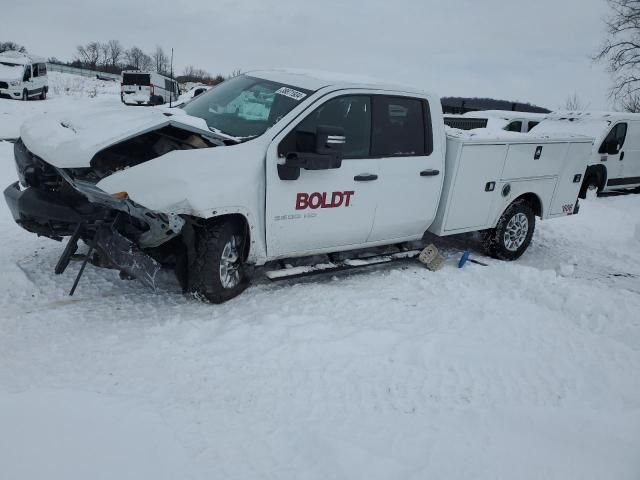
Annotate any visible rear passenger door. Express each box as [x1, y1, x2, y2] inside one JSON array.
[[367, 95, 443, 242]]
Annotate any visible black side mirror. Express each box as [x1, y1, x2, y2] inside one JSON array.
[[278, 125, 346, 180]]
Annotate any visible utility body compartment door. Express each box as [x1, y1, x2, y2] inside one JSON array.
[[440, 144, 507, 231]]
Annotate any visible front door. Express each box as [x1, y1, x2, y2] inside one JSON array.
[[265, 93, 379, 258], [600, 122, 627, 185], [620, 121, 640, 184]]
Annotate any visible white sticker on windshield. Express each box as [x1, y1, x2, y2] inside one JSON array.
[[276, 87, 307, 101]]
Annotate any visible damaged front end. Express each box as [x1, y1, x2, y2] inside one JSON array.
[[4, 124, 218, 292]]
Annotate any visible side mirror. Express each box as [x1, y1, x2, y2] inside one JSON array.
[[278, 125, 346, 180]]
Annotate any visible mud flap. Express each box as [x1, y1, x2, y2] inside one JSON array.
[[94, 227, 161, 290]]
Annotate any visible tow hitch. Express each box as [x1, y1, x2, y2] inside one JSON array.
[[55, 219, 162, 296]]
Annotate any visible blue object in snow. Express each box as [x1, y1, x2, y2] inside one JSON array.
[[458, 250, 470, 268]]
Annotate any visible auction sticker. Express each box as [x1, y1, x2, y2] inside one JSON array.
[[276, 87, 307, 101]]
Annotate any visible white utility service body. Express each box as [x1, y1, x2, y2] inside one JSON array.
[[430, 133, 591, 236], [532, 112, 640, 192], [6, 69, 593, 302], [0, 51, 48, 101]]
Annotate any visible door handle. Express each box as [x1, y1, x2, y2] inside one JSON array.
[[620, 151, 625, 161], [354, 174, 378, 182], [420, 169, 440, 177]]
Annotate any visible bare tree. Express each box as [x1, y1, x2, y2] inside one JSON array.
[[75, 42, 101, 69], [105, 39, 123, 70], [595, 0, 640, 104], [563, 92, 586, 111], [618, 85, 640, 111], [152, 46, 169, 75], [125, 46, 152, 71]]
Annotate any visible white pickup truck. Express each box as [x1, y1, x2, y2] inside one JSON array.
[[4, 70, 592, 303]]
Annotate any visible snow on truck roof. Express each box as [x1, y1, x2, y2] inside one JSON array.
[[464, 110, 548, 120], [247, 68, 428, 95], [0, 50, 45, 65]]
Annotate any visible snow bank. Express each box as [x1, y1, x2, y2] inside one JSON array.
[[47, 71, 120, 98]]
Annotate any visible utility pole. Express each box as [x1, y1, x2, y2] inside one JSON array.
[[170, 47, 174, 108]]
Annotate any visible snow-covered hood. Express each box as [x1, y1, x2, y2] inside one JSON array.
[[0, 63, 24, 81], [20, 106, 211, 168]]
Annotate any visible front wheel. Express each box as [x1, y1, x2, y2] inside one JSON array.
[[482, 199, 536, 260], [21, 89, 28, 101], [40, 88, 46, 100], [188, 221, 248, 303]]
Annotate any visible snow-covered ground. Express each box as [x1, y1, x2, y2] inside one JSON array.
[[1, 73, 640, 480]]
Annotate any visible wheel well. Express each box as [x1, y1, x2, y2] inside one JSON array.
[[514, 193, 543, 217], [586, 164, 607, 190], [203, 214, 251, 259]]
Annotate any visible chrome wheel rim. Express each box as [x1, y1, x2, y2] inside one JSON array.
[[503, 213, 529, 252], [219, 235, 241, 289]]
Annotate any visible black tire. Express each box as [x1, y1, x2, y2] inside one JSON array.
[[188, 221, 248, 303], [40, 88, 46, 100], [21, 89, 28, 101], [482, 199, 536, 261]]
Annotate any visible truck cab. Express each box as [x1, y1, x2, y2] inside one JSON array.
[[0, 51, 48, 101]]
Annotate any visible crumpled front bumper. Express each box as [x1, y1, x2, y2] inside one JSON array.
[[4, 181, 87, 238]]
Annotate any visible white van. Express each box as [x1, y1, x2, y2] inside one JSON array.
[[445, 110, 548, 133], [532, 112, 640, 195], [0, 51, 48, 101], [121, 71, 179, 106]]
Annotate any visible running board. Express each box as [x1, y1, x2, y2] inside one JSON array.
[[264, 249, 422, 281]]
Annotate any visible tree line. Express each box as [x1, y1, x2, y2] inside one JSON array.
[[1, 39, 228, 85]]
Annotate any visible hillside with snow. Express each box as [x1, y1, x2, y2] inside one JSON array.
[[0, 71, 639, 480]]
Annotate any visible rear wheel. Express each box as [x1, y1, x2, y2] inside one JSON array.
[[188, 221, 248, 303], [482, 199, 536, 260]]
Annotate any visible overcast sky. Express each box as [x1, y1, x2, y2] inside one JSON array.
[[4, 0, 613, 110]]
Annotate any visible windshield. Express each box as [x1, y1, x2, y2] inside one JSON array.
[[183, 75, 313, 139]]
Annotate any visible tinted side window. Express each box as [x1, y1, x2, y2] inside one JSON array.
[[33, 64, 39, 77], [40, 63, 47, 75], [527, 121, 539, 131], [279, 95, 371, 159], [505, 121, 523, 132], [599, 123, 628, 154], [372, 96, 425, 157]]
